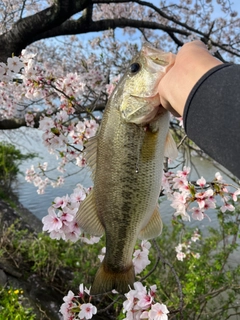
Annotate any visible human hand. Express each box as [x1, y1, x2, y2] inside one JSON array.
[[158, 40, 223, 117]]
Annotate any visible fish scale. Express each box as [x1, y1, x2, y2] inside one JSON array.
[[76, 43, 178, 294]]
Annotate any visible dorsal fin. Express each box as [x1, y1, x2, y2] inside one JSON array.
[[84, 135, 98, 180]]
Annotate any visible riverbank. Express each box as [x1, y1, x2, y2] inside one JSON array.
[[0, 192, 109, 320], [0, 192, 63, 320]]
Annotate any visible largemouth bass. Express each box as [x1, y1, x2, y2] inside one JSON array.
[[76, 43, 177, 295]]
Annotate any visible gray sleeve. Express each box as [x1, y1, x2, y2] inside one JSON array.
[[183, 63, 240, 178]]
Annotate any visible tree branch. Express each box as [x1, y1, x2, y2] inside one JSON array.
[[0, 0, 92, 62], [32, 17, 190, 40]]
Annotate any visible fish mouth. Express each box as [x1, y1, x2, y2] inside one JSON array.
[[142, 43, 176, 73]]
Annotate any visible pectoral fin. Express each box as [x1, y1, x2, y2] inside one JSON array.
[[76, 189, 104, 237], [138, 206, 163, 240], [164, 130, 178, 160]]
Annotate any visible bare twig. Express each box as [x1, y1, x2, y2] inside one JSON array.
[[152, 239, 184, 319]]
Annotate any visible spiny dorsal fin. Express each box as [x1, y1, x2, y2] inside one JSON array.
[[84, 135, 98, 180], [164, 130, 178, 160], [76, 189, 104, 237], [138, 205, 162, 240]]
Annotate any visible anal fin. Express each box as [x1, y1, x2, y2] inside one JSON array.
[[138, 206, 163, 240], [76, 189, 104, 237]]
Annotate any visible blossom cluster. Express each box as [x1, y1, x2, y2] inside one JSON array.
[[42, 184, 100, 244], [175, 229, 201, 261], [39, 113, 99, 160], [133, 240, 151, 274], [60, 281, 170, 320], [123, 282, 169, 320], [60, 284, 97, 320], [162, 167, 240, 222], [0, 48, 105, 193], [25, 115, 99, 195]]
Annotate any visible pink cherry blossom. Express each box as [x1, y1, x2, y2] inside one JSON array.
[[42, 207, 63, 232], [60, 290, 77, 320], [177, 166, 191, 178], [215, 172, 224, 182], [137, 291, 153, 309], [141, 240, 151, 251], [196, 176, 206, 187], [53, 196, 69, 209], [220, 202, 235, 213], [78, 303, 97, 319], [80, 235, 101, 244], [172, 176, 188, 190], [133, 248, 150, 274], [7, 56, 24, 73], [176, 251, 186, 261], [123, 288, 137, 313], [195, 189, 213, 209], [148, 303, 169, 320], [232, 189, 240, 201], [191, 207, 204, 221]]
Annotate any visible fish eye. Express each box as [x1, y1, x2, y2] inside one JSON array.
[[130, 62, 141, 74]]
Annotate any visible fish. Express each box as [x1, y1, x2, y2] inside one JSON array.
[[76, 43, 178, 295]]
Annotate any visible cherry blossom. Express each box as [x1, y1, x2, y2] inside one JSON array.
[[59, 290, 77, 320], [196, 176, 206, 188], [133, 248, 151, 275], [232, 189, 240, 201], [79, 303, 97, 320], [42, 185, 90, 242], [148, 303, 169, 320], [123, 282, 169, 320], [133, 241, 151, 274], [191, 207, 205, 221], [7, 56, 24, 73], [60, 285, 97, 320], [42, 207, 63, 232]]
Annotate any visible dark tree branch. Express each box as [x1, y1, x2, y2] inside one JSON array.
[[0, 118, 28, 130], [0, 101, 106, 130], [31, 18, 190, 41], [0, 0, 92, 62]]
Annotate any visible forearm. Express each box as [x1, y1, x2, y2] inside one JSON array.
[[183, 63, 240, 178]]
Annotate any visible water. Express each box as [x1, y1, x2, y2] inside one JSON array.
[[1, 127, 92, 220]]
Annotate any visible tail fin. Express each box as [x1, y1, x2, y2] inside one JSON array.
[[90, 261, 135, 295]]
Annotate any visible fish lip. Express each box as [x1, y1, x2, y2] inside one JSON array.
[[142, 42, 176, 72]]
